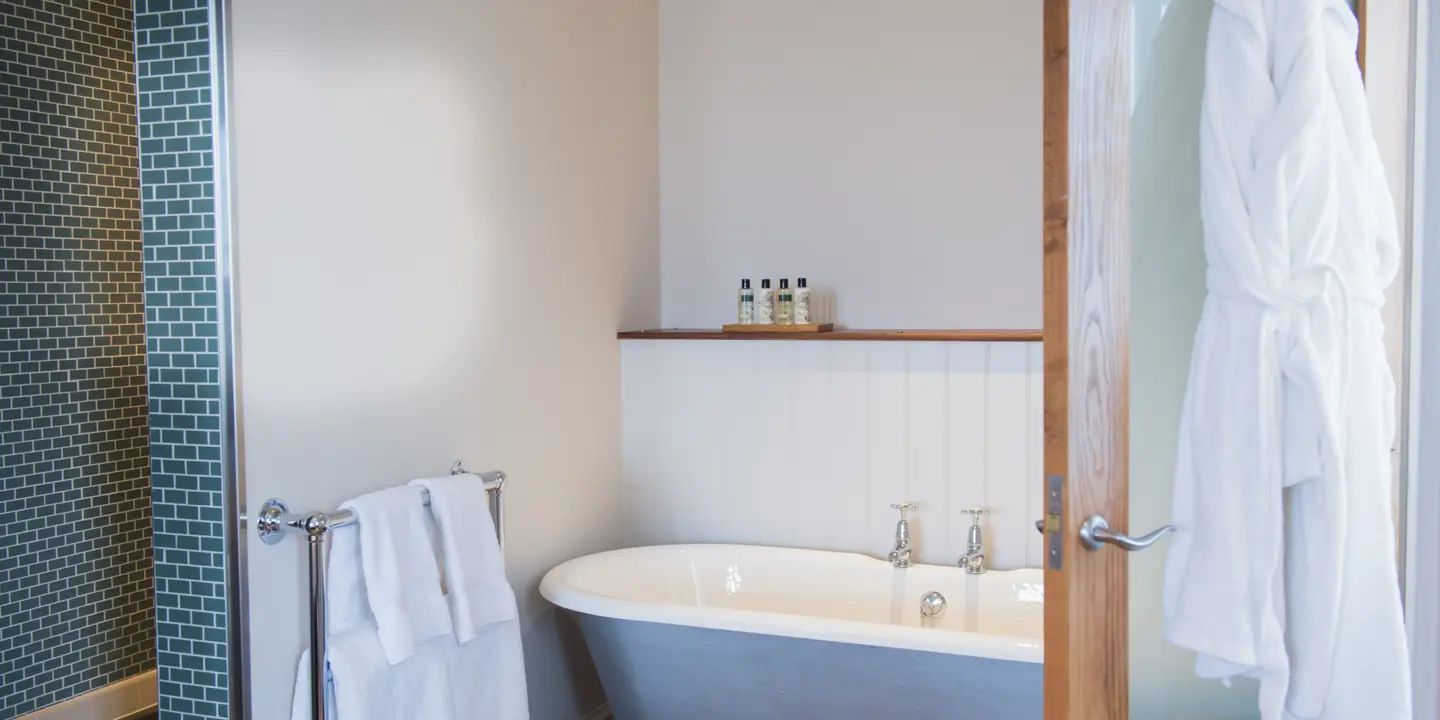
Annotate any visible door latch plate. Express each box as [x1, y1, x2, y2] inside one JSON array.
[[1045, 474, 1063, 570]]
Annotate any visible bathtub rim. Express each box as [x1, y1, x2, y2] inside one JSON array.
[[539, 543, 1043, 664]]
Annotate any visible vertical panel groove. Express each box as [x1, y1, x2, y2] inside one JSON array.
[[622, 340, 1043, 567], [984, 344, 994, 510], [903, 346, 911, 549], [944, 348, 953, 560]]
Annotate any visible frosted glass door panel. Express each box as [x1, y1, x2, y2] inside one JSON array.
[[1129, 0, 1260, 716]]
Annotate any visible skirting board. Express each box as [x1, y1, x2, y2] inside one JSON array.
[[17, 671, 157, 720]]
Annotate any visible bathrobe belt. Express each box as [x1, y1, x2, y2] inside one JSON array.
[[1205, 263, 1384, 485]]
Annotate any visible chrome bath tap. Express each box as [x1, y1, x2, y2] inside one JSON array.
[[959, 508, 989, 574], [889, 503, 916, 568]]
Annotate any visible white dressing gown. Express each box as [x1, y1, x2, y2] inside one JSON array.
[[1161, 0, 1412, 718]]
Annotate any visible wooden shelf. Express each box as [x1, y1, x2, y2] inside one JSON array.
[[617, 328, 1043, 342]]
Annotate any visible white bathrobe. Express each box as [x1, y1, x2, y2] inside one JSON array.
[[1162, 1, 1411, 718]]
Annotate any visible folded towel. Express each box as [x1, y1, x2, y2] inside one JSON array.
[[409, 474, 518, 641], [322, 523, 372, 636], [289, 524, 456, 720], [342, 486, 453, 664]]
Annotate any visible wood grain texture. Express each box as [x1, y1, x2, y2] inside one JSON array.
[[1042, 0, 1073, 711], [720, 323, 834, 333], [1357, 0, 1367, 78], [618, 329, 1044, 342], [1044, 0, 1132, 718]]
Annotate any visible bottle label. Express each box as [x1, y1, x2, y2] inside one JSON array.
[[757, 290, 775, 323], [794, 290, 811, 324]]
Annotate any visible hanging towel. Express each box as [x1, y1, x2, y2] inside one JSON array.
[[289, 650, 333, 720], [411, 474, 529, 719], [289, 524, 456, 720], [441, 616, 530, 719], [343, 485, 454, 664], [289, 640, 454, 720], [409, 474, 518, 640], [1163, 1, 1411, 719]]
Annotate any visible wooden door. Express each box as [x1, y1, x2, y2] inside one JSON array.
[[1042, 0, 1132, 718]]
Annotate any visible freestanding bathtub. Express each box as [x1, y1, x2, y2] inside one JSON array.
[[539, 544, 1042, 719]]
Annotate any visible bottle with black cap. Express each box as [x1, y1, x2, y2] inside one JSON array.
[[756, 279, 775, 325], [794, 278, 812, 324], [738, 279, 755, 325], [776, 279, 794, 325]]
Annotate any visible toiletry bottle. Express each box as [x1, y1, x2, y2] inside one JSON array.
[[793, 277, 811, 324], [738, 279, 755, 325], [757, 279, 775, 325], [776, 279, 794, 325]]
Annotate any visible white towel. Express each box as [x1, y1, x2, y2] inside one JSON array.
[[343, 485, 453, 664], [292, 632, 525, 720], [290, 642, 455, 720], [442, 619, 530, 720], [409, 474, 518, 640], [289, 525, 456, 720], [411, 474, 529, 719], [289, 650, 333, 720]]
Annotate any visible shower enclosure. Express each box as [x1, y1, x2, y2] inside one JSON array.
[[1, 0, 236, 718], [0, 0, 153, 716]]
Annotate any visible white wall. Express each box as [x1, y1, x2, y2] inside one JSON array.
[[1408, 3, 1437, 715], [1366, 0, 1416, 517], [228, 1, 658, 718], [658, 0, 1042, 330], [621, 340, 1044, 569]]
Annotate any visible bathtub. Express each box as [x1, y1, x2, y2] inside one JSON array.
[[540, 544, 1043, 720]]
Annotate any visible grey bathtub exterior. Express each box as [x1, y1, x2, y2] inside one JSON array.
[[575, 613, 1042, 720]]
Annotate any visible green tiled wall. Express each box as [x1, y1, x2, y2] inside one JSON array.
[[0, 0, 155, 717], [133, 0, 227, 718]]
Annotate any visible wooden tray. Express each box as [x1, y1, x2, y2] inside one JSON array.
[[720, 323, 834, 333]]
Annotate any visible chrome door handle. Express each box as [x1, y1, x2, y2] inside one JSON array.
[[1079, 515, 1175, 552]]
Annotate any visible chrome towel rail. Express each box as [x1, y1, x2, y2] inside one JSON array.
[[255, 461, 507, 720]]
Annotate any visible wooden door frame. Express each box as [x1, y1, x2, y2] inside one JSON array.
[[1043, 0, 1132, 718], [1358, 0, 1367, 76]]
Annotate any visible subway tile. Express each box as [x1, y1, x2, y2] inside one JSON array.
[[133, 0, 226, 716], [0, 1, 156, 717]]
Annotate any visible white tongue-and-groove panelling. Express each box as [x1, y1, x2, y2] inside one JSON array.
[[621, 339, 1044, 569]]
